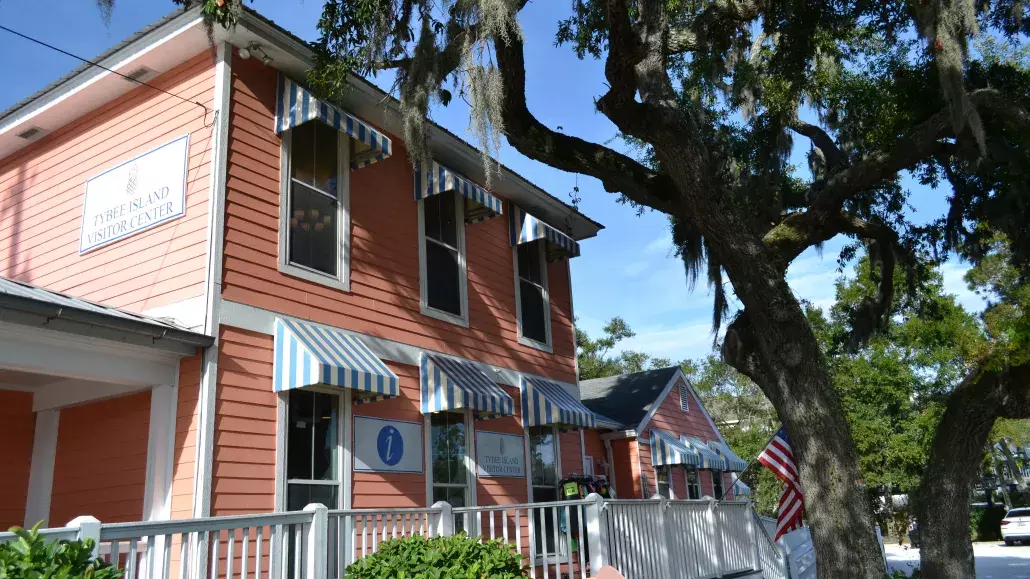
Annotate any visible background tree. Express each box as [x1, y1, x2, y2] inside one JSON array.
[[156, 1, 1030, 575]]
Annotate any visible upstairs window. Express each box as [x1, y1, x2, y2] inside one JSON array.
[[514, 241, 551, 350], [280, 121, 350, 289], [419, 191, 468, 325]]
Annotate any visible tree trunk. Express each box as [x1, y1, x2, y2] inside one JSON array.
[[645, 139, 887, 578], [917, 362, 1030, 578]]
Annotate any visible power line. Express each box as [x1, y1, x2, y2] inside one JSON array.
[[0, 24, 209, 119]]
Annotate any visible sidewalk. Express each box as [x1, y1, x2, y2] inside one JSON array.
[[884, 542, 1030, 578]]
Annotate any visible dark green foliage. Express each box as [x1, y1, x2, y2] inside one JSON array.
[[343, 534, 526, 578], [0, 526, 122, 579], [969, 505, 1007, 541]]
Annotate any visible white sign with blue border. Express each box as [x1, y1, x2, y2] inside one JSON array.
[[475, 431, 525, 478], [79, 134, 190, 254], [353, 416, 423, 473]]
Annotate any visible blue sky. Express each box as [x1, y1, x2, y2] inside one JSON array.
[[0, 0, 986, 363]]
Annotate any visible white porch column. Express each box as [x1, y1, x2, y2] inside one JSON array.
[[143, 383, 178, 522], [24, 409, 60, 528]]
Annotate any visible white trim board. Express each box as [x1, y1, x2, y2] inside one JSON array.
[[24, 409, 59, 528], [217, 298, 578, 393]]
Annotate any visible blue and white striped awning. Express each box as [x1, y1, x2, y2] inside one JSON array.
[[509, 206, 581, 261], [273, 318, 399, 400], [593, 412, 624, 430], [732, 479, 751, 497], [275, 74, 392, 169], [415, 162, 503, 223], [708, 440, 749, 471], [520, 376, 596, 429], [650, 429, 703, 467], [682, 436, 728, 470], [419, 353, 515, 419]]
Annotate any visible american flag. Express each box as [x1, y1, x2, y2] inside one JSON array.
[[758, 427, 804, 540]]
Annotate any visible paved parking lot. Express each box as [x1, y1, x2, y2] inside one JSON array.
[[885, 542, 1030, 578]]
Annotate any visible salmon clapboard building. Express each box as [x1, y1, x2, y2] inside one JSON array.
[[0, 5, 745, 540], [0, 5, 614, 531], [579, 367, 749, 501]]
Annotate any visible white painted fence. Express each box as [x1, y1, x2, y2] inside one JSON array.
[[1, 496, 785, 579]]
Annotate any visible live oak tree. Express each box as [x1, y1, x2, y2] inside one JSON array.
[[129, 0, 1027, 576]]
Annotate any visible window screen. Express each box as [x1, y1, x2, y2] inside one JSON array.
[[288, 121, 339, 276], [423, 192, 463, 317], [517, 242, 548, 344]]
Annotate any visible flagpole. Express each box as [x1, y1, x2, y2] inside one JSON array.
[[715, 426, 782, 502]]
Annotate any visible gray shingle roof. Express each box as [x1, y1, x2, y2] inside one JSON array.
[[0, 275, 212, 347], [578, 367, 681, 432]]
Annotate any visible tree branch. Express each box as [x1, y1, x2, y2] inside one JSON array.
[[492, 20, 680, 215], [790, 120, 846, 170]]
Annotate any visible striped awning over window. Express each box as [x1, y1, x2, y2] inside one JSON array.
[[415, 162, 503, 223], [273, 318, 399, 401], [520, 376, 596, 429], [593, 412, 624, 430], [275, 73, 392, 169], [708, 440, 749, 471], [650, 428, 703, 467], [682, 436, 728, 470], [419, 353, 514, 419], [509, 206, 581, 261]]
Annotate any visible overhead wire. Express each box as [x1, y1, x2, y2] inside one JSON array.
[[0, 24, 209, 120]]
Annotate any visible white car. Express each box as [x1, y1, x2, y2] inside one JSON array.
[[1002, 507, 1030, 545]]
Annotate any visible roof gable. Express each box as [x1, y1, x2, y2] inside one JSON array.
[[578, 367, 679, 430]]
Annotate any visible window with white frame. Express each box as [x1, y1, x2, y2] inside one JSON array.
[[679, 383, 690, 412], [686, 466, 702, 499], [655, 465, 672, 499], [419, 191, 467, 324], [528, 425, 560, 556], [281, 121, 350, 289], [514, 241, 551, 349], [430, 411, 470, 509], [285, 390, 341, 510], [712, 469, 725, 499]]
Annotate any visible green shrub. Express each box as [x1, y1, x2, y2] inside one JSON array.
[[0, 526, 122, 579], [344, 533, 527, 579], [969, 505, 1007, 542]]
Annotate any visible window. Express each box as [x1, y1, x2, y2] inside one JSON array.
[[528, 425, 560, 556], [686, 467, 701, 500], [679, 383, 690, 412], [280, 121, 350, 289], [430, 411, 470, 510], [656, 466, 672, 499], [712, 470, 725, 500], [514, 241, 551, 349], [419, 191, 468, 325], [286, 390, 340, 510]]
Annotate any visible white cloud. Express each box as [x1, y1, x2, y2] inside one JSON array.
[[644, 232, 673, 255], [939, 260, 987, 313], [614, 319, 722, 361], [786, 252, 847, 313], [623, 261, 650, 277]]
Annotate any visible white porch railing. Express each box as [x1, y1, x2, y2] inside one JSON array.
[[0, 496, 786, 579]]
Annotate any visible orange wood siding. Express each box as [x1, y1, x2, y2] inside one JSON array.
[[581, 430, 606, 479], [610, 439, 640, 500], [49, 391, 150, 525], [638, 376, 735, 499], [220, 54, 576, 383], [212, 326, 277, 516], [0, 51, 215, 313], [351, 361, 426, 509], [0, 390, 34, 529], [171, 353, 203, 520], [559, 431, 583, 477], [473, 386, 528, 507]]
